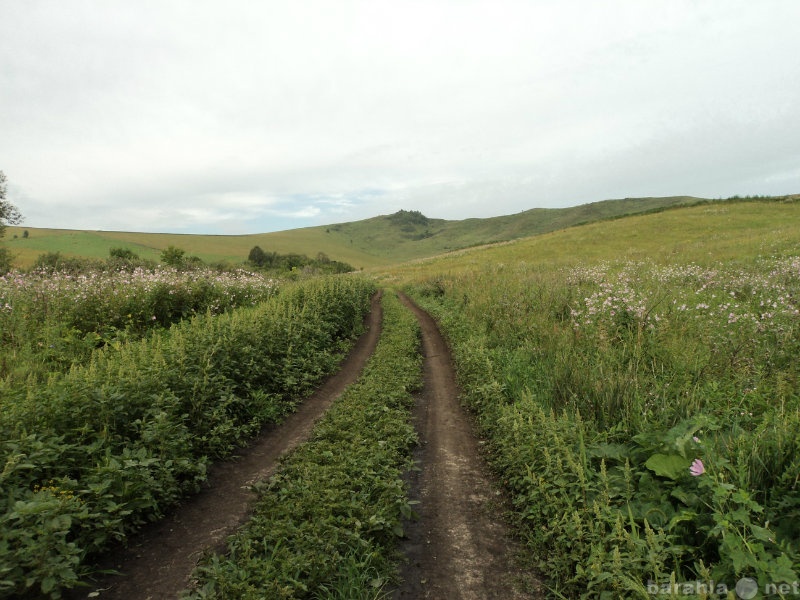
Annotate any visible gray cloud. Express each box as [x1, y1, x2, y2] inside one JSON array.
[[1, 0, 799, 234]]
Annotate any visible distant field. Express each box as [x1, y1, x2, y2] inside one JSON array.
[[3, 195, 713, 269], [2, 226, 388, 270]]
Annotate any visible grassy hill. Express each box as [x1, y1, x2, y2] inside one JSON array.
[[378, 196, 800, 282], [0, 194, 780, 269]]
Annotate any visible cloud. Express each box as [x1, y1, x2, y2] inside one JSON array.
[[1, 1, 799, 234]]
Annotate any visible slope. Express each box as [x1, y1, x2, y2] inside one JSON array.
[[381, 196, 800, 281], [1, 195, 733, 269]]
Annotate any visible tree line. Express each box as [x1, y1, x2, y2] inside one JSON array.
[[247, 246, 354, 274]]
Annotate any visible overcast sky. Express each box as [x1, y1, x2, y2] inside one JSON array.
[[2, 1, 799, 234]]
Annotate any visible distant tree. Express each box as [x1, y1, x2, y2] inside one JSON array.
[[31, 251, 96, 273], [1, 170, 23, 238], [160, 245, 186, 267], [280, 253, 307, 270], [22, 230, 29, 239], [33, 251, 64, 270], [246, 246, 352, 275], [248, 245, 267, 267], [109, 247, 139, 260], [389, 209, 429, 227], [0, 171, 23, 272]]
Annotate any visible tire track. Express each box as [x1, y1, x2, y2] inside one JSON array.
[[395, 293, 540, 600], [68, 292, 383, 600]]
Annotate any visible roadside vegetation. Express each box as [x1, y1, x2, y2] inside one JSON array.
[[186, 291, 421, 600], [393, 198, 800, 597], [0, 253, 276, 387], [0, 276, 375, 599]]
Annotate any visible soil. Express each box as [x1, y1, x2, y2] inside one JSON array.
[[394, 293, 543, 600], [65, 292, 383, 600]]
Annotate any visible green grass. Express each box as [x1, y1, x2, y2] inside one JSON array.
[[3, 227, 387, 270], [3, 195, 724, 270]]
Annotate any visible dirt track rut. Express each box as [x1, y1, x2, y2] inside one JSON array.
[[69, 292, 383, 600], [395, 293, 540, 600]]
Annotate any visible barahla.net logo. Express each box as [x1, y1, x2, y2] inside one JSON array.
[[648, 577, 800, 598]]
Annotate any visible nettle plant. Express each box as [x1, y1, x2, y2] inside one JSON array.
[[628, 418, 798, 590]]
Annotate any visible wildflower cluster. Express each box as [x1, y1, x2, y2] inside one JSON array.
[[32, 480, 80, 503], [0, 266, 275, 327], [568, 258, 800, 338], [0, 265, 278, 383]]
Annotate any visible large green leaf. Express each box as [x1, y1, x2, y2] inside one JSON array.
[[645, 453, 691, 480]]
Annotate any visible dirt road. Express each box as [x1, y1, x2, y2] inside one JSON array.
[[394, 293, 540, 600], [68, 293, 383, 600]]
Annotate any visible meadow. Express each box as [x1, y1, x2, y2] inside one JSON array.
[[388, 199, 800, 597]]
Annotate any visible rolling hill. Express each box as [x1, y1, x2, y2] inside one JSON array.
[[1, 195, 783, 269], [379, 195, 800, 283]]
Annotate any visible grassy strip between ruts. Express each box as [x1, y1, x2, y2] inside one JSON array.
[[184, 291, 422, 600], [1, 276, 375, 599]]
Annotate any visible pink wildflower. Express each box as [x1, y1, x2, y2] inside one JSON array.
[[689, 458, 705, 477]]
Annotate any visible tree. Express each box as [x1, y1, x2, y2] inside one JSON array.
[[0, 170, 23, 238], [109, 247, 139, 260], [160, 245, 186, 267], [0, 170, 23, 273], [248, 245, 267, 267]]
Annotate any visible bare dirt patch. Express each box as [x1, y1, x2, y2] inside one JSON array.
[[394, 293, 542, 600], [66, 292, 383, 600]]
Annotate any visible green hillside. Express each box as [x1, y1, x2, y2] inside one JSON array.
[[0, 194, 767, 269], [312, 195, 704, 263], [380, 196, 800, 282]]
